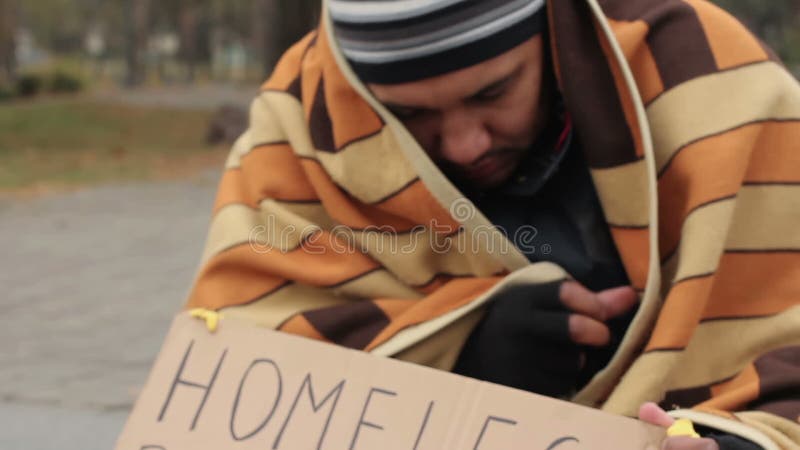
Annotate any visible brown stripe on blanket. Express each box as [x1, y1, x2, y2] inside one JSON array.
[[660, 385, 713, 411], [548, 0, 638, 168], [600, 0, 718, 91], [750, 346, 800, 421], [687, 0, 768, 71], [279, 314, 330, 342], [303, 301, 391, 349], [658, 368, 760, 412], [305, 25, 386, 154], [307, 72, 386, 154], [639, 3, 718, 91], [309, 76, 337, 153], [286, 74, 302, 100], [599, 0, 661, 21], [284, 33, 319, 100]]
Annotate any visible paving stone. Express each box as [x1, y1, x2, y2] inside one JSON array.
[[1, 171, 219, 427]]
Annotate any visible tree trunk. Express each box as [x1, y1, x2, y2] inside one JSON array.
[[178, 0, 200, 83], [0, 0, 17, 84], [124, 0, 150, 87], [252, 0, 320, 79], [282, 0, 320, 43], [252, 0, 282, 78]]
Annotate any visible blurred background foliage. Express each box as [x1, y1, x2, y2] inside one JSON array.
[[0, 0, 322, 89], [0, 0, 322, 192], [0, 0, 795, 192], [0, 0, 795, 93]]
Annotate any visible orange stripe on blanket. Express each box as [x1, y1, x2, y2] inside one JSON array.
[[376, 180, 460, 230], [299, 159, 421, 231], [687, 0, 768, 71], [187, 238, 380, 310], [704, 252, 800, 320], [241, 143, 319, 202], [213, 169, 258, 214], [744, 121, 800, 184], [609, 227, 650, 290], [365, 277, 502, 350], [300, 41, 324, 119], [186, 267, 286, 312], [648, 252, 800, 350], [658, 124, 756, 255], [607, 18, 665, 105], [702, 363, 760, 412], [213, 145, 320, 214], [646, 275, 714, 351], [262, 32, 317, 92]]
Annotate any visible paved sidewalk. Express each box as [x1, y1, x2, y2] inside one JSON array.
[[0, 404, 130, 450], [0, 171, 220, 448]]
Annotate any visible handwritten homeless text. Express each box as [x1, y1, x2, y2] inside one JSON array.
[[116, 315, 663, 450], [142, 340, 580, 449]]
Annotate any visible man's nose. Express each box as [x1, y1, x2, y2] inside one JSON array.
[[438, 109, 491, 166]]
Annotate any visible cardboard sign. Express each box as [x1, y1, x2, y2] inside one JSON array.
[[116, 313, 664, 450]]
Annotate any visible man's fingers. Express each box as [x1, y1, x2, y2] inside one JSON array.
[[568, 314, 611, 346], [661, 437, 719, 450], [638, 402, 675, 427], [596, 285, 639, 319], [560, 282, 606, 321], [559, 282, 639, 322]]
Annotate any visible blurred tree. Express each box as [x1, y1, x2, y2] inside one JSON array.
[[251, 0, 280, 77], [9, 0, 790, 88], [124, 0, 150, 86], [207, 0, 251, 49], [0, 0, 17, 83], [177, 0, 202, 82], [18, 0, 95, 54], [252, 0, 319, 77]]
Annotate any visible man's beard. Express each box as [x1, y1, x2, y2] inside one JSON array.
[[435, 146, 530, 192]]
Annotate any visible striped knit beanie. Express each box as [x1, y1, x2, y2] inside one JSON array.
[[328, 0, 547, 84]]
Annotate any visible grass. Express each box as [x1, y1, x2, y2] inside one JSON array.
[[0, 98, 227, 192]]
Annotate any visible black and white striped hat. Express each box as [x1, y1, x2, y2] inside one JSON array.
[[328, 0, 547, 84]]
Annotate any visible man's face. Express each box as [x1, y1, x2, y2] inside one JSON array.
[[368, 36, 551, 189]]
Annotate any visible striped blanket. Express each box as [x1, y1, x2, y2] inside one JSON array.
[[185, 0, 800, 447]]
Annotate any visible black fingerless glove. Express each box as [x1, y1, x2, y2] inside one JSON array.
[[452, 281, 582, 397]]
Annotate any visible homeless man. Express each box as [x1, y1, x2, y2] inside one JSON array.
[[185, 0, 800, 448]]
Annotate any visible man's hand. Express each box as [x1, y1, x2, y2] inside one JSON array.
[[639, 403, 720, 450], [559, 281, 638, 347], [453, 280, 638, 396]]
